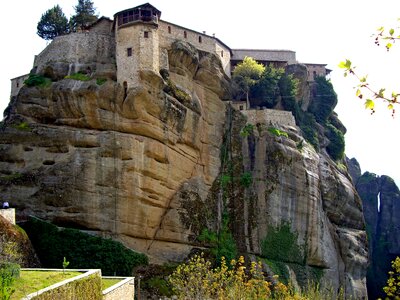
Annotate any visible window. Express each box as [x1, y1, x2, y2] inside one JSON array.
[[198, 36, 202, 43], [221, 51, 224, 57], [239, 105, 244, 110], [144, 31, 149, 38], [127, 47, 132, 57], [16, 82, 19, 88], [122, 10, 134, 24], [168, 26, 171, 34], [184, 31, 187, 38], [123, 81, 128, 99]]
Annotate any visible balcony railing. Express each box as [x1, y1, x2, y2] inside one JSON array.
[[117, 12, 158, 27]]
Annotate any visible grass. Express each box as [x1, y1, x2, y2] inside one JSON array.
[[11, 270, 82, 299], [102, 278, 123, 290]]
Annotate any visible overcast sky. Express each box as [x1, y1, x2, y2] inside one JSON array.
[[1, 0, 399, 186]]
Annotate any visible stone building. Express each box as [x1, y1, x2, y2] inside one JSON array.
[[10, 2, 330, 100]]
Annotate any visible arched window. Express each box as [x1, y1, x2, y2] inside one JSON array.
[[198, 36, 202, 43], [184, 31, 187, 38], [168, 26, 171, 34]]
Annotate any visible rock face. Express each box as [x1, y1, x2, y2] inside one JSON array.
[[0, 41, 367, 298], [347, 160, 400, 299]]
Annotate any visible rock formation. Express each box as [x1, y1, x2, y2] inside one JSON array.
[[348, 158, 400, 299], [0, 41, 368, 298], [0, 215, 40, 267]]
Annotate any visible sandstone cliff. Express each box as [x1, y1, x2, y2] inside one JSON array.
[[0, 41, 367, 298], [347, 158, 400, 299]]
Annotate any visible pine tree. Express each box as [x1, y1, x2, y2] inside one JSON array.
[[37, 5, 69, 40], [70, 0, 98, 31]]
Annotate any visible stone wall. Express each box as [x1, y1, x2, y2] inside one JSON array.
[[33, 32, 115, 75], [0, 208, 15, 225], [159, 20, 231, 75], [115, 23, 159, 87], [241, 108, 296, 127], [231, 49, 296, 64], [304, 63, 328, 81], [102, 277, 135, 300], [23, 269, 102, 299], [88, 18, 113, 35], [10, 74, 29, 98]]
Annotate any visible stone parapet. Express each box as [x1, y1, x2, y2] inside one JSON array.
[[102, 277, 135, 300], [0, 208, 15, 225], [241, 108, 296, 127]]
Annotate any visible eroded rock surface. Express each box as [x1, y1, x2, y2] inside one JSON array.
[[0, 41, 367, 298]]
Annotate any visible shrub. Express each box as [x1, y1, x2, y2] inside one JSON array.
[[220, 174, 232, 187], [279, 73, 299, 110], [325, 123, 345, 161], [239, 172, 252, 188], [261, 222, 304, 264], [309, 77, 338, 124], [0, 263, 19, 300], [22, 217, 148, 276], [383, 256, 400, 298], [24, 74, 51, 88], [198, 213, 237, 264], [268, 127, 289, 138], [240, 123, 254, 137], [65, 72, 91, 81], [298, 112, 320, 150], [169, 254, 272, 300], [96, 78, 107, 85], [11, 122, 31, 131]]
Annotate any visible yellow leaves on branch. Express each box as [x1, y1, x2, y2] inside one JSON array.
[[383, 257, 400, 298], [339, 19, 400, 116]]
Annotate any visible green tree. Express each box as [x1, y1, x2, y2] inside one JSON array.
[[251, 66, 284, 108], [70, 0, 98, 31], [233, 56, 265, 109], [37, 5, 69, 40]]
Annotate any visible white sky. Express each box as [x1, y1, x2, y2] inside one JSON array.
[[1, 0, 400, 186]]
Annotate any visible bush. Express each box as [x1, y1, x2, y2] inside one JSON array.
[[268, 127, 289, 138], [239, 172, 253, 188], [240, 123, 254, 137], [309, 77, 338, 124], [198, 213, 237, 264], [169, 254, 272, 300], [383, 256, 400, 298], [11, 122, 31, 131], [298, 112, 320, 151], [96, 78, 107, 85], [261, 222, 304, 264], [279, 73, 299, 110], [65, 72, 91, 81], [0, 263, 19, 300], [24, 74, 51, 87], [325, 123, 345, 161], [22, 217, 148, 276]]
